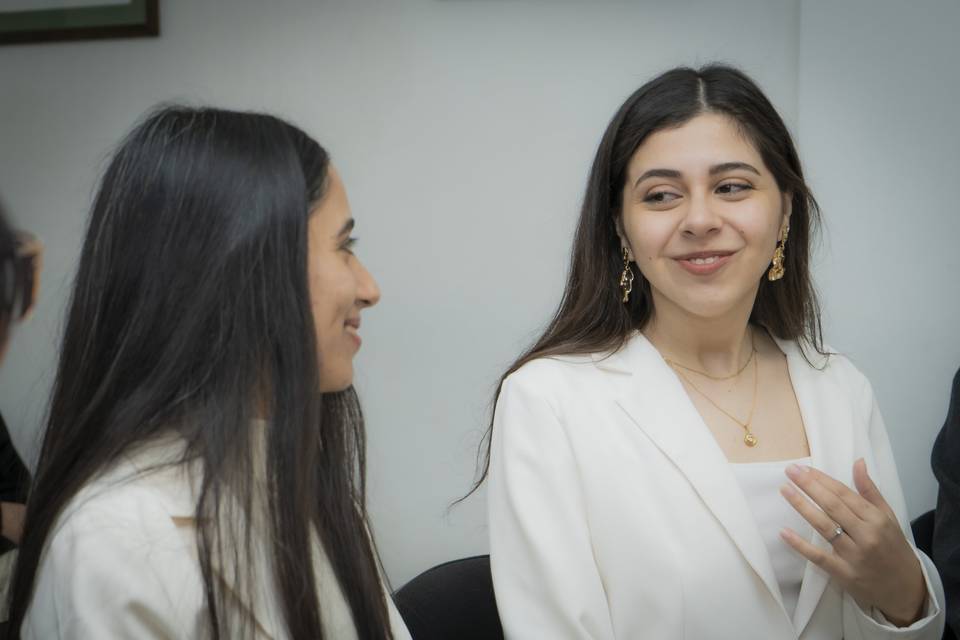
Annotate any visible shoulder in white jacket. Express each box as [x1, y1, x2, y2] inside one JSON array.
[[23, 438, 411, 640]]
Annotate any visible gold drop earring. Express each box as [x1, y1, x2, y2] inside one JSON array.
[[619, 247, 634, 303], [768, 224, 789, 281]]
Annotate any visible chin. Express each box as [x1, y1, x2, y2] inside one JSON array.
[[318, 370, 354, 393], [676, 298, 742, 320], [672, 284, 755, 317]]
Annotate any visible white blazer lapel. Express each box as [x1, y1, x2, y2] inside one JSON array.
[[125, 440, 286, 638], [600, 333, 788, 619], [777, 339, 854, 636]]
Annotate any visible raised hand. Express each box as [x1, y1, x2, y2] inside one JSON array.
[[780, 459, 926, 627]]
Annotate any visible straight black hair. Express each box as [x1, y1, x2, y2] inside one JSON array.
[[7, 106, 394, 639]]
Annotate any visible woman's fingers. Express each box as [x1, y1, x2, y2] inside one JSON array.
[[784, 464, 867, 542], [782, 463, 927, 624], [780, 527, 851, 580], [852, 458, 897, 522], [801, 464, 876, 521], [780, 483, 856, 553]]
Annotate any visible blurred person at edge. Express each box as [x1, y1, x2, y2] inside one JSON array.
[[0, 205, 40, 612], [932, 366, 960, 640]]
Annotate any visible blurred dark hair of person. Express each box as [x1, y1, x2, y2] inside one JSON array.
[[0, 204, 40, 549]]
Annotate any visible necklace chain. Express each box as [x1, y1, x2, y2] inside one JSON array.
[[670, 347, 760, 447], [664, 332, 756, 381]]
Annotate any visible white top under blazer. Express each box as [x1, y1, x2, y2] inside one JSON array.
[[730, 456, 813, 621], [488, 332, 945, 640]]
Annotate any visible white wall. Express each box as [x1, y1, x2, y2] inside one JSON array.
[[798, 0, 960, 518], [0, 0, 952, 588]]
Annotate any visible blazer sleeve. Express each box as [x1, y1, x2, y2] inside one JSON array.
[[842, 378, 947, 640], [488, 371, 616, 640], [22, 493, 205, 639]]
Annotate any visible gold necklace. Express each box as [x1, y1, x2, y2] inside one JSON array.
[[671, 353, 760, 447], [664, 332, 756, 381]]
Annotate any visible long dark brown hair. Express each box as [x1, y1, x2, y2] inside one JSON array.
[[467, 64, 824, 495], [7, 107, 394, 639]]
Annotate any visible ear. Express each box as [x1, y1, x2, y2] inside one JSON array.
[[615, 215, 635, 261], [779, 193, 793, 240]]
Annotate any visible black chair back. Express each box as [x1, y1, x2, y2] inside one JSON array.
[[394, 555, 504, 640]]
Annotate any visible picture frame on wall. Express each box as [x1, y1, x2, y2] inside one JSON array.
[[0, 0, 159, 46]]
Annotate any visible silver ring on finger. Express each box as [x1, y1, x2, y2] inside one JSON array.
[[826, 525, 844, 543]]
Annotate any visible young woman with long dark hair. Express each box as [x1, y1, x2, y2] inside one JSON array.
[[6, 107, 411, 639], [479, 66, 946, 639]]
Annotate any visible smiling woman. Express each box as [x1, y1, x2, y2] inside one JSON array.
[[6, 106, 406, 640], [476, 65, 947, 639], [307, 168, 381, 392], [619, 112, 792, 323]]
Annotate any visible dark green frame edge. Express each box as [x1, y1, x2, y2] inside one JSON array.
[[0, 0, 159, 46]]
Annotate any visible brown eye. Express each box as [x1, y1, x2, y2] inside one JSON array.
[[643, 191, 680, 204], [716, 183, 753, 195]]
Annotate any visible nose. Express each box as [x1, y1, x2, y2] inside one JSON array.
[[354, 258, 381, 309], [679, 191, 722, 238]]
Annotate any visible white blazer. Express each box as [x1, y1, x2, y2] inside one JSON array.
[[488, 332, 945, 640], [23, 438, 412, 639]]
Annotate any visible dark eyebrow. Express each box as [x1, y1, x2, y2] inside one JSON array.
[[709, 162, 761, 176], [336, 218, 355, 237], [633, 162, 762, 189], [633, 168, 682, 188]]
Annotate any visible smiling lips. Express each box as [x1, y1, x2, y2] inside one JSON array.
[[674, 250, 736, 275], [345, 318, 362, 348]]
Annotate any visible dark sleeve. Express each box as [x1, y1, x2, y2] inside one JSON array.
[[933, 366, 960, 639], [0, 412, 30, 503]]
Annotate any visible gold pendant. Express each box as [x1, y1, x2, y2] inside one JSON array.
[[743, 433, 758, 447]]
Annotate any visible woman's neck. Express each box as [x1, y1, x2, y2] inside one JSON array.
[[642, 301, 756, 378]]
